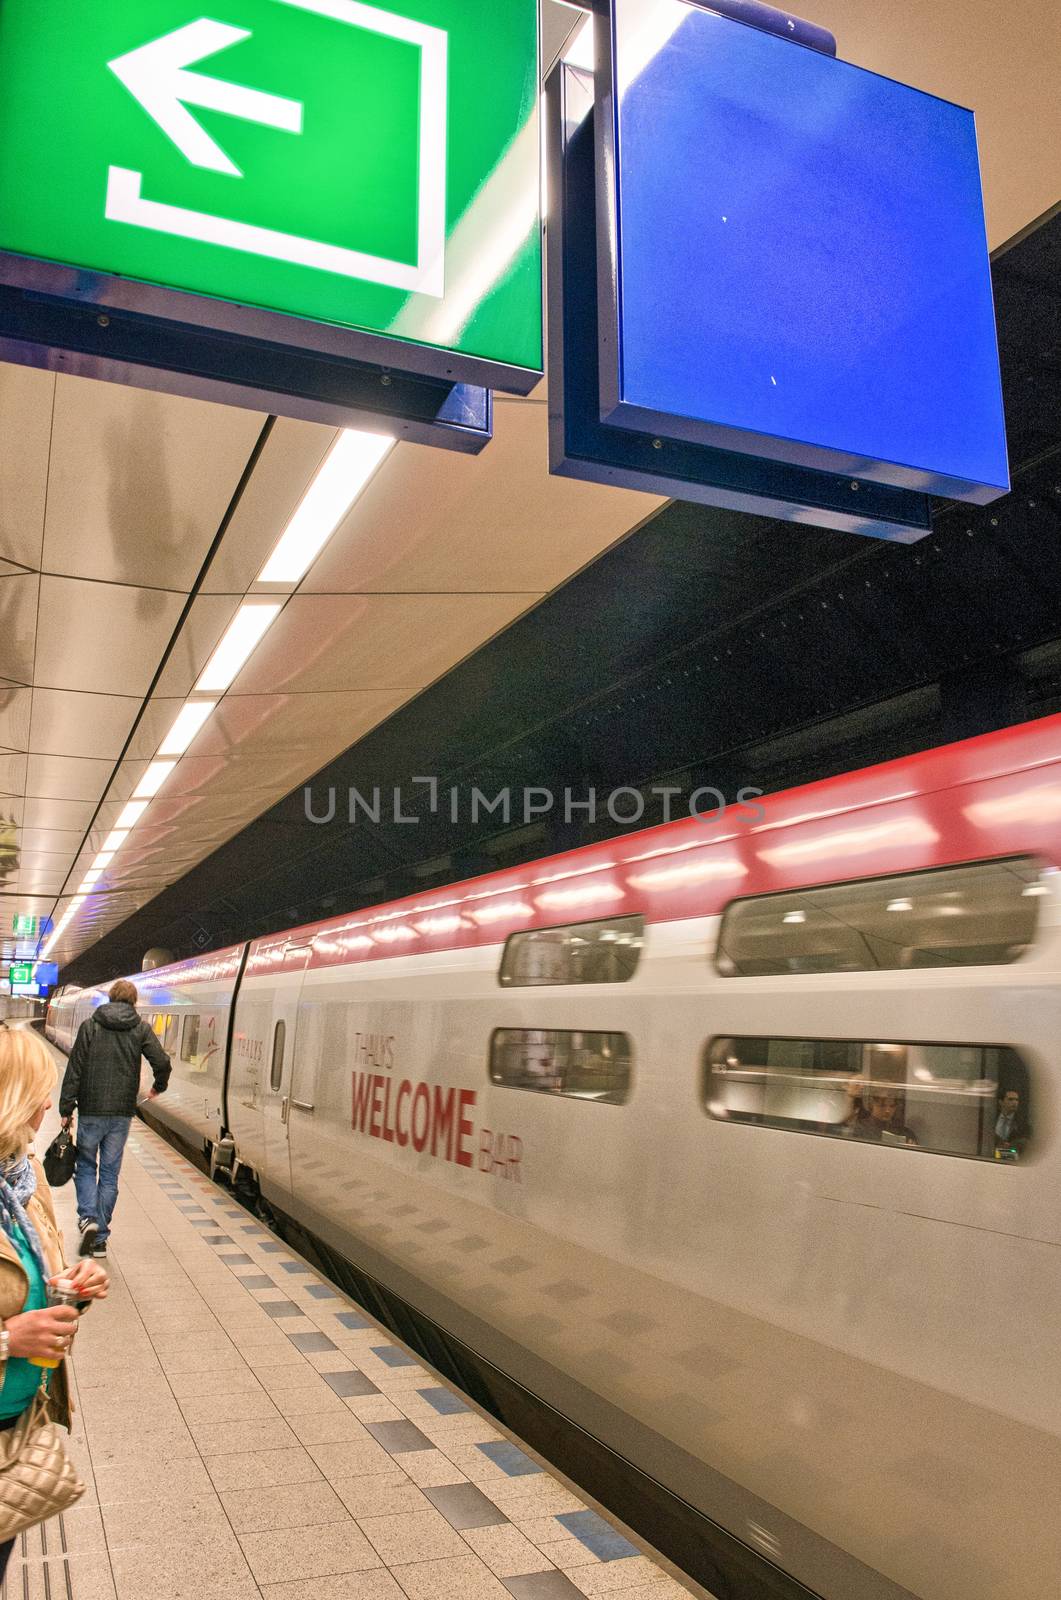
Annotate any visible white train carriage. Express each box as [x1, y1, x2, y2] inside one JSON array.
[[47, 716, 1061, 1600]]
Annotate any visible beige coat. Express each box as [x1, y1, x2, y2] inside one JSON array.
[[0, 1159, 72, 1428]]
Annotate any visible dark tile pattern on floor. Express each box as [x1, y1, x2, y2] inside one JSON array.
[[39, 1110, 692, 1600]]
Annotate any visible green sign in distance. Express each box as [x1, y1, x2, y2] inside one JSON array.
[[8, 964, 32, 986], [11, 915, 36, 937], [0, 0, 542, 382]]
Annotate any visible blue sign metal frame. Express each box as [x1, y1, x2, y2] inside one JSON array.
[[594, 0, 1008, 506], [547, 59, 933, 540]]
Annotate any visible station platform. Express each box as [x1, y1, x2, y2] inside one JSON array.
[[13, 1090, 701, 1600]]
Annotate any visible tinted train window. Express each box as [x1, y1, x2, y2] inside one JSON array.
[[500, 916, 644, 986], [270, 1021, 286, 1093], [490, 1029, 631, 1104], [181, 1014, 201, 1067], [706, 1036, 1031, 1160], [164, 1015, 179, 1054], [716, 858, 1045, 975]]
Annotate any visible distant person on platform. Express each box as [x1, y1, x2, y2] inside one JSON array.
[[57, 981, 171, 1258]]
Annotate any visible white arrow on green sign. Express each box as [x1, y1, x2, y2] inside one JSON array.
[[107, 5, 447, 295], [0, 0, 542, 379], [109, 19, 305, 180]]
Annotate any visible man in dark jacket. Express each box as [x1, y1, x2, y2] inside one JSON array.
[[59, 979, 171, 1258]]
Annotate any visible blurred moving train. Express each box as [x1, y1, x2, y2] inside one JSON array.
[[47, 717, 1061, 1600]]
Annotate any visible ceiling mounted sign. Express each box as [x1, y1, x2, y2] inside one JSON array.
[[0, 0, 542, 442], [549, 0, 1009, 536]]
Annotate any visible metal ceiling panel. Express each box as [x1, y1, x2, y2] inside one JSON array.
[[203, 418, 334, 595], [193, 690, 405, 758], [28, 689, 140, 761], [0, 574, 39, 684], [103, 761, 152, 807], [122, 698, 186, 762], [304, 396, 660, 596], [0, 366, 50, 570], [22, 797, 96, 831], [24, 753, 112, 803], [152, 594, 243, 698], [41, 379, 266, 589], [19, 828, 77, 854], [233, 593, 543, 696], [144, 752, 299, 799], [35, 576, 185, 695], [0, 753, 27, 796], [0, 686, 31, 750], [17, 872, 67, 893], [18, 848, 70, 870]]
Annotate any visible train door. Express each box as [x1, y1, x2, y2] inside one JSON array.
[[261, 945, 312, 1201]]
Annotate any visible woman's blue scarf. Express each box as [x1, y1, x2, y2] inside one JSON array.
[[0, 1157, 48, 1284]]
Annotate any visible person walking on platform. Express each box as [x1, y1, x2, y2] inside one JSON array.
[[58, 981, 171, 1259]]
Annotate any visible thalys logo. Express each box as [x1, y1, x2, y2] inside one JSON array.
[[351, 1072, 522, 1180]]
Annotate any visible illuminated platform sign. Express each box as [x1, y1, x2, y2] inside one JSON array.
[[7, 964, 32, 987], [549, 0, 1008, 537], [0, 0, 542, 441]]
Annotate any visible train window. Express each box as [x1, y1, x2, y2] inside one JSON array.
[[716, 857, 1047, 975], [500, 915, 645, 986], [490, 1029, 632, 1104], [181, 1014, 202, 1068], [270, 1020, 286, 1093], [706, 1036, 1032, 1160], [163, 1014, 179, 1054]]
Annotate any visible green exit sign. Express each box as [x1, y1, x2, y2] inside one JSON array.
[[8, 964, 32, 986], [12, 915, 37, 937], [0, 0, 542, 390]]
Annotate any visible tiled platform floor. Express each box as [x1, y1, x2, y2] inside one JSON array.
[[8, 1111, 704, 1600]]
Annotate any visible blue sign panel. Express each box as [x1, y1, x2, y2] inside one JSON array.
[[547, 59, 933, 540], [597, 0, 1009, 505]]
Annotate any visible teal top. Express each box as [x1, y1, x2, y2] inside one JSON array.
[[0, 1224, 48, 1419]]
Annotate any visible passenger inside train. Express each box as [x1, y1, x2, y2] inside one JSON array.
[[994, 1087, 1031, 1160], [844, 1086, 919, 1146]]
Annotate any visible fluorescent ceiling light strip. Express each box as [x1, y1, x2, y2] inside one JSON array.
[[134, 761, 175, 800], [93, 851, 115, 869], [102, 830, 129, 853], [116, 799, 149, 829], [196, 604, 281, 693], [259, 430, 395, 585], [158, 700, 216, 757]]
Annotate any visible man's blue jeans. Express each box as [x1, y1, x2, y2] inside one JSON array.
[[74, 1116, 132, 1243]]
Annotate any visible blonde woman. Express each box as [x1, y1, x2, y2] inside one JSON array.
[[0, 1030, 107, 1577]]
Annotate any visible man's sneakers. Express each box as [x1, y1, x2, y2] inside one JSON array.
[[77, 1218, 98, 1258], [91, 1240, 107, 1259]]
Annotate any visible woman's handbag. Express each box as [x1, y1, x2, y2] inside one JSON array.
[[0, 1381, 84, 1539], [42, 1130, 76, 1189]]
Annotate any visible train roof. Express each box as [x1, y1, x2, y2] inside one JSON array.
[[92, 713, 1061, 991]]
